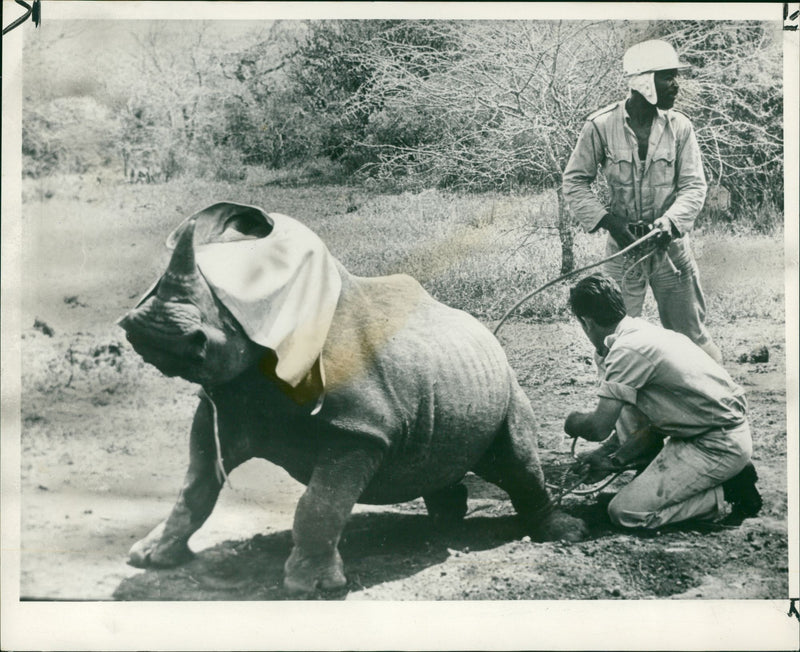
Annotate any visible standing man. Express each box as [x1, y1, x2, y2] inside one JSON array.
[[563, 39, 722, 364], [564, 274, 761, 529]]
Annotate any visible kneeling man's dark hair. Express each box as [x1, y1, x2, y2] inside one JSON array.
[[569, 274, 627, 326]]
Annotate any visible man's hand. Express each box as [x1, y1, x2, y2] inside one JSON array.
[[575, 449, 620, 484], [564, 398, 623, 442], [598, 212, 635, 249], [652, 216, 677, 247]]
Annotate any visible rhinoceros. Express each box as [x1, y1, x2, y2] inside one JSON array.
[[118, 202, 586, 594]]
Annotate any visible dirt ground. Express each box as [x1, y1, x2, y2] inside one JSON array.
[[13, 185, 790, 601], [18, 317, 788, 602]]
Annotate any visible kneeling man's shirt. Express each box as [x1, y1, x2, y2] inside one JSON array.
[[597, 317, 746, 438]]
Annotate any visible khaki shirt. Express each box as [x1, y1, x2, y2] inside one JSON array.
[[562, 100, 707, 236], [597, 317, 747, 438]]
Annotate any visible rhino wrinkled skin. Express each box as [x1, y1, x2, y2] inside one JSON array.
[[119, 205, 587, 594]]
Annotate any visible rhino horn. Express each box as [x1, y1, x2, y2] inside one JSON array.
[[158, 219, 198, 299]]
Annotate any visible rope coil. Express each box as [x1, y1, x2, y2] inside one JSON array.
[[545, 436, 642, 503]]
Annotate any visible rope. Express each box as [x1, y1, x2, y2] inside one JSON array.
[[545, 436, 636, 502], [619, 243, 681, 296], [620, 247, 657, 295], [493, 229, 661, 336], [547, 468, 624, 504], [199, 388, 233, 489]]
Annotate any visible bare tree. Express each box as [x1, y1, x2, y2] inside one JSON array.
[[342, 21, 625, 272], [119, 22, 272, 179], [329, 19, 782, 266], [669, 21, 782, 226]]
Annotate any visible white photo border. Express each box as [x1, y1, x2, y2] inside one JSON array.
[[2, 2, 797, 650]]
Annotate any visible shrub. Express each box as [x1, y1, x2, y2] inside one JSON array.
[[23, 97, 121, 177]]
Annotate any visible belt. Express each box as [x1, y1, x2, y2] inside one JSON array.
[[627, 221, 653, 238]]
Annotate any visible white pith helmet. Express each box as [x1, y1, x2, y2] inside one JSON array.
[[623, 40, 690, 76]]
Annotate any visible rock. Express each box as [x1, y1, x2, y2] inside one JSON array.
[[737, 346, 769, 364], [64, 295, 88, 308], [33, 318, 55, 337]]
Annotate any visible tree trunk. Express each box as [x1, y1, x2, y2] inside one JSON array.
[[556, 187, 574, 275]]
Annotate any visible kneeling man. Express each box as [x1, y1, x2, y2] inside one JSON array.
[[564, 273, 761, 528]]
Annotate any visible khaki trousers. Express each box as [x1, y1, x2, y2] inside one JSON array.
[[607, 421, 752, 529]]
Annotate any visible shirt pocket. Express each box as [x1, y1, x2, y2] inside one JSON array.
[[604, 147, 636, 219], [649, 143, 677, 218], [604, 147, 635, 187], [650, 141, 676, 188]]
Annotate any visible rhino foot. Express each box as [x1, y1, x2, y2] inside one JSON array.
[[128, 522, 194, 568], [534, 510, 588, 543], [283, 547, 347, 595]]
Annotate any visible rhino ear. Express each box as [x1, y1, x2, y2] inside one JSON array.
[[219, 205, 273, 240], [192, 202, 274, 244]]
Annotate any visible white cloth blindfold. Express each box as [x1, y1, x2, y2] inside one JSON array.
[[628, 72, 657, 105]]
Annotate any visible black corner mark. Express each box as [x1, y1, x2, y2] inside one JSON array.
[[789, 598, 800, 621], [784, 3, 800, 30], [2, 0, 41, 35]]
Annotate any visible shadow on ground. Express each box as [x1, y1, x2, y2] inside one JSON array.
[[112, 510, 528, 601], [112, 498, 786, 601]]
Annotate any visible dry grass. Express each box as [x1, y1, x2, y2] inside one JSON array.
[[20, 175, 785, 335]]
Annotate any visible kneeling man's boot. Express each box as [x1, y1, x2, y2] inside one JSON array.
[[721, 463, 762, 523]]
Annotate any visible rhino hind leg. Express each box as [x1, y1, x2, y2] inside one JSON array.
[[284, 436, 384, 595], [129, 396, 246, 568], [473, 381, 588, 543], [423, 483, 468, 526]]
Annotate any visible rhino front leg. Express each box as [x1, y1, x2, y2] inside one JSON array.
[[129, 396, 243, 568], [474, 381, 588, 543], [284, 436, 383, 594]]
